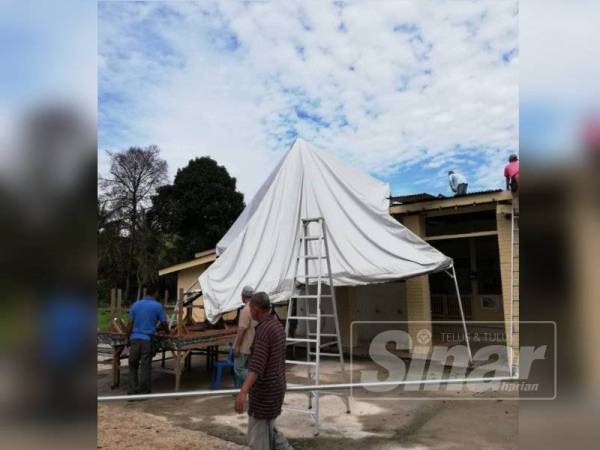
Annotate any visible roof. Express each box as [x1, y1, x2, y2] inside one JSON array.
[[390, 189, 504, 206], [389, 192, 437, 205], [390, 189, 512, 215], [158, 250, 217, 276]]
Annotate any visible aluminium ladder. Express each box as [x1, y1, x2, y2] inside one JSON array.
[[284, 217, 351, 435]]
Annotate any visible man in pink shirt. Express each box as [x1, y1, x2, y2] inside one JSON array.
[[504, 154, 519, 192]]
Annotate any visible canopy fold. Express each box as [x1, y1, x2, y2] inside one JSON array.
[[200, 138, 452, 323]]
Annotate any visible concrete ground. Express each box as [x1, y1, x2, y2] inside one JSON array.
[[98, 353, 517, 449]]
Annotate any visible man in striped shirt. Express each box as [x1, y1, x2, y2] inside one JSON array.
[[235, 292, 294, 450]]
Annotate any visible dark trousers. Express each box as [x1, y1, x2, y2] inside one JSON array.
[[128, 339, 153, 394], [456, 183, 468, 196]]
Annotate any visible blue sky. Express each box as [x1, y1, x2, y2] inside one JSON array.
[[106, 6, 533, 204], [2, 1, 598, 200], [98, 1, 519, 200]]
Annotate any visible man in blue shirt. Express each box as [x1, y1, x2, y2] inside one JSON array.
[[126, 284, 168, 395]]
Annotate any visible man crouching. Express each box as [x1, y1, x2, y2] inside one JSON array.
[[234, 292, 294, 450]]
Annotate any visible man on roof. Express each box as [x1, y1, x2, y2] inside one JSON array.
[[504, 154, 520, 193], [448, 170, 468, 196], [504, 154, 520, 213]]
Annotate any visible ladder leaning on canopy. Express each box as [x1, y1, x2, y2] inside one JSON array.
[[283, 217, 472, 435], [284, 217, 351, 436]]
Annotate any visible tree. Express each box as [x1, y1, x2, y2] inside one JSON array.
[[99, 146, 168, 300], [151, 157, 244, 261]]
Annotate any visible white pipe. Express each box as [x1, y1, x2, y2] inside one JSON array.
[[447, 266, 473, 363], [509, 207, 515, 377], [98, 375, 518, 402]]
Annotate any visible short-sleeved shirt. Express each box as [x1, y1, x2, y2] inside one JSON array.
[[236, 304, 257, 355], [504, 160, 520, 179], [449, 173, 467, 191], [248, 314, 286, 420], [129, 297, 166, 341]]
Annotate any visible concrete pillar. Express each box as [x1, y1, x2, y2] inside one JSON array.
[[496, 203, 519, 368], [403, 214, 433, 357]]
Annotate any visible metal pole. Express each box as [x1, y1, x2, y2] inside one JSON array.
[[509, 208, 515, 377], [98, 375, 517, 402], [448, 265, 473, 363]]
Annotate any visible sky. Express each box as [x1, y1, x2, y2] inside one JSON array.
[[0, 0, 96, 184], [98, 1, 519, 200], [520, 0, 600, 157]]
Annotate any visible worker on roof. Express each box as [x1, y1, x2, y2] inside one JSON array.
[[125, 282, 168, 396], [504, 154, 520, 213], [448, 170, 468, 196], [235, 292, 293, 449], [233, 285, 257, 388], [504, 154, 520, 193]]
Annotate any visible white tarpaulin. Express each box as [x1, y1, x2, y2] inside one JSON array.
[[200, 138, 452, 323]]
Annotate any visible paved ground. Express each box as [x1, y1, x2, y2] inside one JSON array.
[[98, 355, 518, 449]]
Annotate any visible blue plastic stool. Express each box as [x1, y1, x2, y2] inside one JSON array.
[[211, 345, 234, 389]]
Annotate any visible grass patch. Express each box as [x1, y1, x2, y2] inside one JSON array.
[[98, 308, 129, 330]]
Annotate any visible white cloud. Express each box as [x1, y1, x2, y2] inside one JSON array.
[[520, 0, 600, 156], [99, 1, 518, 198], [521, 0, 600, 104]]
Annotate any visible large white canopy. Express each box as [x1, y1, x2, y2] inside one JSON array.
[[200, 138, 452, 323]]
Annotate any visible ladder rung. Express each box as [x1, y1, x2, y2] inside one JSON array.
[[308, 333, 338, 337], [320, 341, 338, 348], [309, 352, 341, 357], [283, 405, 317, 414], [286, 359, 317, 366], [317, 390, 351, 398], [302, 217, 323, 223], [292, 294, 332, 299], [287, 338, 318, 343], [306, 313, 335, 318], [287, 316, 318, 321]]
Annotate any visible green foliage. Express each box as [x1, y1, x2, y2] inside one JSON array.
[[98, 150, 244, 302], [151, 156, 245, 261], [98, 145, 169, 301], [97, 307, 129, 330]]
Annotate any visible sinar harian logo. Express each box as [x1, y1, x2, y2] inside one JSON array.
[[416, 328, 432, 345]]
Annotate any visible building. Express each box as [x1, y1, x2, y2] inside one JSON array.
[[159, 190, 518, 364], [390, 190, 517, 335], [335, 189, 518, 367], [158, 249, 216, 322]]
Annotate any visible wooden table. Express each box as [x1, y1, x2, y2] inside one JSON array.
[[97, 327, 238, 391]]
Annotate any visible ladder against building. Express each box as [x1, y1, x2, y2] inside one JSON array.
[[284, 217, 351, 435]]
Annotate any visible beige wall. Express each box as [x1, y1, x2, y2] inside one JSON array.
[[496, 203, 519, 368], [177, 266, 203, 294], [402, 214, 433, 356], [174, 264, 236, 322]]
